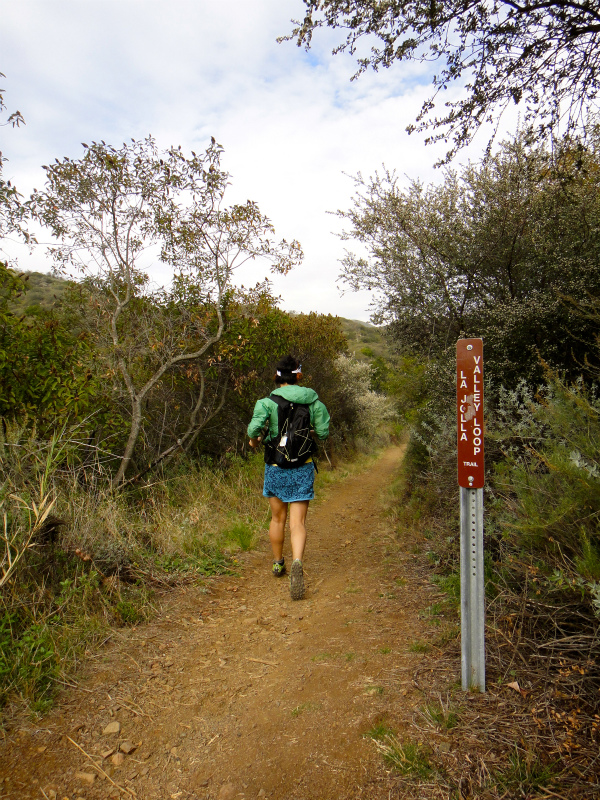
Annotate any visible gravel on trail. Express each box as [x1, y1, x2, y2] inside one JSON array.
[[0, 446, 441, 800]]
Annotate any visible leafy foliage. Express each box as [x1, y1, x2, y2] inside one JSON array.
[[339, 132, 600, 387], [1, 73, 31, 269], [0, 71, 24, 139], [330, 353, 393, 442], [490, 377, 600, 606], [0, 300, 99, 426], [284, 1, 600, 161], [34, 137, 302, 484]]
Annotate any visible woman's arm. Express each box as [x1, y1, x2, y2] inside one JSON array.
[[247, 398, 272, 444], [311, 400, 330, 439]]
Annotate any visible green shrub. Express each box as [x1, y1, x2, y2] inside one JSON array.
[[489, 377, 600, 611], [115, 600, 143, 625], [0, 616, 58, 711], [223, 521, 257, 552]]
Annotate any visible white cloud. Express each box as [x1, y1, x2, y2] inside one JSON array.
[[0, 0, 513, 321]]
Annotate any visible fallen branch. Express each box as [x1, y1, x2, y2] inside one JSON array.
[[54, 676, 94, 693]]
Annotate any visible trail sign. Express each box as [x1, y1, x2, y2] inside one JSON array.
[[457, 338, 485, 692], [457, 338, 484, 488]]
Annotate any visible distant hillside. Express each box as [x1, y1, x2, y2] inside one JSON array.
[[9, 271, 68, 314], [7, 279, 393, 367], [339, 318, 390, 362]]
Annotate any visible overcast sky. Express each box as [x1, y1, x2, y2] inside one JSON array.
[[1, 0, 506, 321]]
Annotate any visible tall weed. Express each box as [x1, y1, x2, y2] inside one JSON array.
[[0, 411, 386, 715], [0, 425, 267, 714]]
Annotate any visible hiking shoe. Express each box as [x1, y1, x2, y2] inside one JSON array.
[[272, 560, 286, 577], [290, 559, 305, 601]]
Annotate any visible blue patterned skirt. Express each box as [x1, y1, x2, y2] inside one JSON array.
[[263, 462, 315, 502]]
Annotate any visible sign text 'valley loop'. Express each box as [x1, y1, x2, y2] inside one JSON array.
[[457, 338, 484, 488]]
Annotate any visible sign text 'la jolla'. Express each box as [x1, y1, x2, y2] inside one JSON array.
[[457, 338, 484, 489]]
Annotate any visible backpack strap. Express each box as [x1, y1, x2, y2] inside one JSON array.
[[267, 393, 289, 439], [269, 393, 289, 407], [263, 394, 287, 465]]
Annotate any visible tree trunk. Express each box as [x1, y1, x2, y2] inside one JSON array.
[[112, 396, 143, 487]]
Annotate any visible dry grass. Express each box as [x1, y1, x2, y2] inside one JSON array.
[[0, 441, 381, 718], [385, 577, 600, 799], [375, 440, 600, 799]]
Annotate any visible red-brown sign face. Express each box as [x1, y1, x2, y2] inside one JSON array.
[[457, 338, 484, 488]]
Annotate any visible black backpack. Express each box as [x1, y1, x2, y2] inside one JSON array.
[[263, 394, 318, 469]]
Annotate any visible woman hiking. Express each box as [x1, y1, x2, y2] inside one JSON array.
[[247, 355, 330, 600]]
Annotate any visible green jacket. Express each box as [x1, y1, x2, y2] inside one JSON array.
[[247, 385, 330, 442]]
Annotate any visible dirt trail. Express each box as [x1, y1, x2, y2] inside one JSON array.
[[0, 446, 441, 800]]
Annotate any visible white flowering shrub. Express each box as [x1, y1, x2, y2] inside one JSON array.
[[332, 354, 395, 442]]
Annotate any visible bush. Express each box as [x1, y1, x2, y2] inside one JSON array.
[[489, 376, 600, 612], [0, 617, 58, 712], [398, 368, 600, 776], [0, 423, 268, 714], [329, 354, 395, 452]]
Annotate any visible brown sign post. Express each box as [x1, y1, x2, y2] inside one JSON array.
[[457, 338, 484, 488], [457, 338, 485, 692]]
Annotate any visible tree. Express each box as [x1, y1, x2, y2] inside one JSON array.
[[0, 71, 28, 263], [35, 138, 302, 485], [338, 132, 600, 386], [1, 71, 31, 289], [181, 307, 351, 457], [284, 1, 600, 161], [0, 73, 60, 425], [0, 72, 24, 136]]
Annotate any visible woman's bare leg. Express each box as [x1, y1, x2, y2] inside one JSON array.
[[289, 500, 310, 562], [268, 496, 288, 561]]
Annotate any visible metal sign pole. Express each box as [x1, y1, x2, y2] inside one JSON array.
[[457, 339, 485, 692], [460, 486, 485, 690]]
